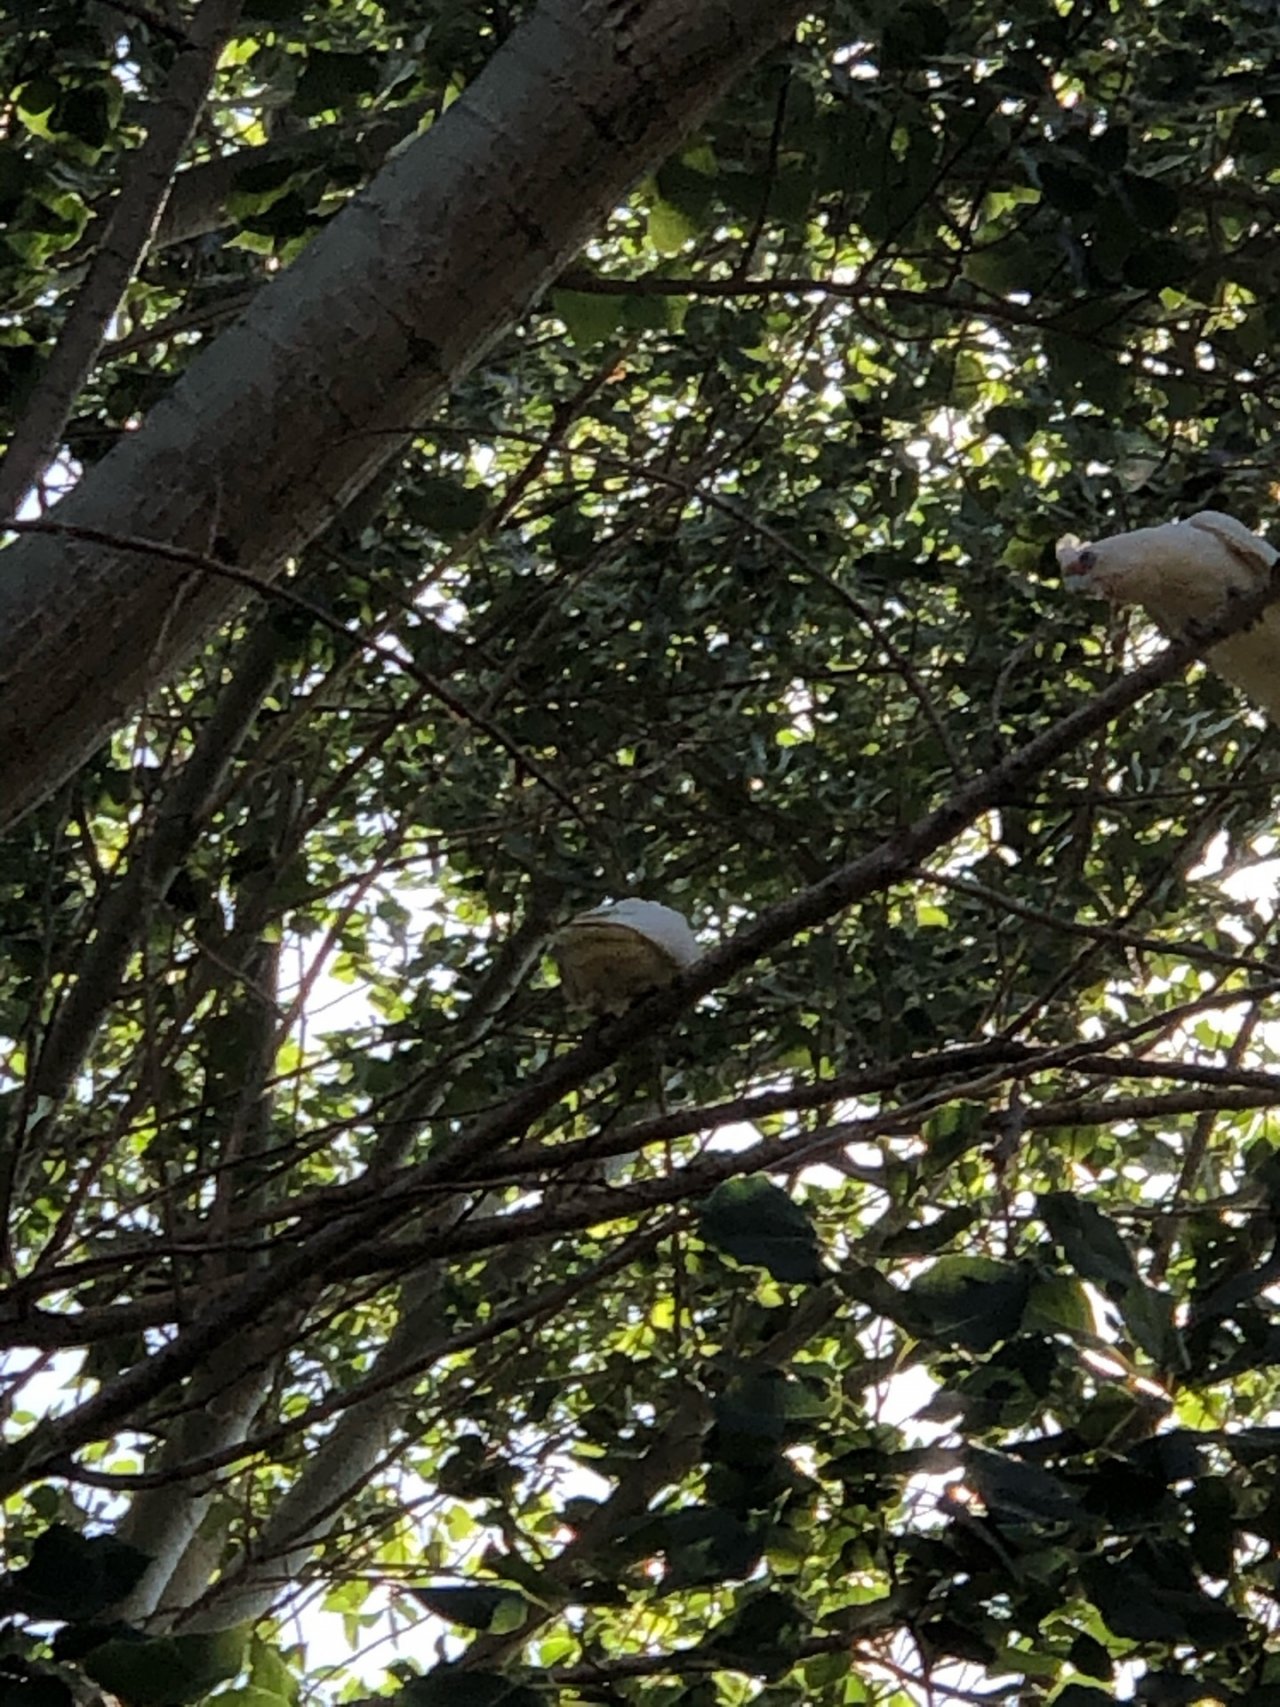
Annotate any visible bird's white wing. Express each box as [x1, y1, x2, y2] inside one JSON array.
[[583, 899, 699, 968], [1186, 511, 1277, 578]]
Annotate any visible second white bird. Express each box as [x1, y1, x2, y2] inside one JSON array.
[[1058, 509, 1280, 724], [556, 898, 700, 1015]]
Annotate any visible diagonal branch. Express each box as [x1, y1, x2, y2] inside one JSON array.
[[0, 0, 813, 828]]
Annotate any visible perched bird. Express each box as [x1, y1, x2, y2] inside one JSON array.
[[1058, 510, 1280, 723], [555, 898, 700, 1015]]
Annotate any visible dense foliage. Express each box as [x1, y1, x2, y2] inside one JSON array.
[[4, 1, 1280, 1704]]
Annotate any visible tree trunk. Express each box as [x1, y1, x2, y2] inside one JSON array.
[[0, 0, 805, 829]]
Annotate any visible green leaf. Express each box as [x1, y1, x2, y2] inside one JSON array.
[[15, 76, 59, 121], [409, 1585, 531, 1633], [917, 1616, 999, 1666], [637, 1505, 764, 1587], [1044, 333, 1129, 407], [1122, 239, 1193, 289], [1116, 1279, 1183, 1369], [4, 1525, 151, 1623], [907, 1257, 1030, 1350], [1120, 172, 1180, 229], [1040, 1194, 1137, 1290], [1091, 124, 1130, 171], [401, 476, 488, 540], [711, 1369, 792, 1466], [237, 190, 317, 242], [1036, 158, 1100, 213], [1068, 1631, 1114, 1680], [82, 1626, 250, 1706], [647, 198, 699, 255], [1081, 1560, 1245, 1647], [878, 1205, 977, 1258], [550, 289, 624, 349], [698, 1178, 825, 1283], [1024, 1273, 1093, 1337], [1186, 1475, 1236, 1579], [655, 158, 716, 225], [397, 1671, 546, 1707], [965, 1447, 1082, 1524], [1054, 1687, 1115, 1707], [51, 86, 113, 150], [247, 1634, 299, 1706], [701, 1589, 811, 1675], [293, 51, 382, 117], [984, 404, 1038, 451], [229, 157, 306, 199], [880, 3, 949, 69]]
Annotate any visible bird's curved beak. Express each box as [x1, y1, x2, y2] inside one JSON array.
[[1061, 546, 1099, 591]]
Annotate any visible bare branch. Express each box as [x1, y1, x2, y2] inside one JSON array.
[[0, 0, 246, 519]]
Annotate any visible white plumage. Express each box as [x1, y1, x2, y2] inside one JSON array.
[[1057, 510, 1280, 723], [555, 898, 700, 1015]]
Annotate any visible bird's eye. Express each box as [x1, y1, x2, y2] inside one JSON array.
[[1077, 548, 1097, 570]]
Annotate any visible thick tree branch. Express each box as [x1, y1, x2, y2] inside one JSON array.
[[0, 0, 810, 828]]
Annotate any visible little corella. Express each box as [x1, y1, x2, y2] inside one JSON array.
[[555, 898, 700, 1015], [1058, 509, 1280, 723]]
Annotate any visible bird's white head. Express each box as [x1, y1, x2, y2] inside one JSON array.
[[1058, 512, 1275, 620], [1055, 534, 1097, 591]]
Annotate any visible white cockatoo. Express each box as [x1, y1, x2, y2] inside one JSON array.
[[1057, 510, 1280, 723], [555, 898, 700, 1015]]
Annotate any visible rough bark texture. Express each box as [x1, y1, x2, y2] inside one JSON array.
[[0, 0, 807, 828]]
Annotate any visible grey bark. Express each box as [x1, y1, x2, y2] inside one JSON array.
[[170, 1263, 467, 1632], [0, 0, 808, 830]]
